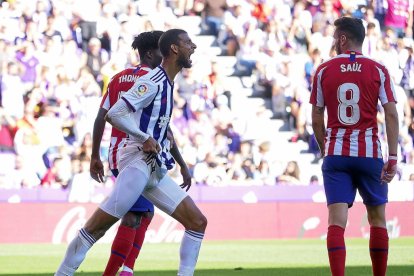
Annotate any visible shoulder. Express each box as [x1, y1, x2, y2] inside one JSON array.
[[128, 70, 162, 96], [146, 66, 168, 85], [313, 56, 342, 76], [109, 67, 135, 83]]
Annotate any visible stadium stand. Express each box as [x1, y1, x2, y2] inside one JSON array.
[[0, 0, 414, 203]]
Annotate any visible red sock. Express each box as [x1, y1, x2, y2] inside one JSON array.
[[103, 225, 136, 276], [327, 225, 346, 276], [123, 216, 152, 270], [370, 226, 389, 276]]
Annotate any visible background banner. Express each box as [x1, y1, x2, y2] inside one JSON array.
[[0, 202, 412, 243]]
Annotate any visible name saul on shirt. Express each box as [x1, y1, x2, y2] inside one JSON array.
[[340, 63, 362, 72]]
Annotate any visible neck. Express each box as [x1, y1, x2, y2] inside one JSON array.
[[161, 58, 181, 81], [344, 44, 362, 53], [140, 60, 152, 69]]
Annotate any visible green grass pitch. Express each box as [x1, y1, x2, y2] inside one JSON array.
[[0, 238, 413, 275]]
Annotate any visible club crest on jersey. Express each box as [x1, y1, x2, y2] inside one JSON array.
[[136, 84, 148, 96]]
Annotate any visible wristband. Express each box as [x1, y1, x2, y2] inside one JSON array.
[[388, 155, 398, 161], [387, 159, 397, 170]]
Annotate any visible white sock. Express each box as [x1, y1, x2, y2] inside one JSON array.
[[177, 230, 204, 276], [55, 228, 96, 276], [122, 265, 133, 273]]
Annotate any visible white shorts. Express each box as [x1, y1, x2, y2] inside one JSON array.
[[100, 146, 187, 218]]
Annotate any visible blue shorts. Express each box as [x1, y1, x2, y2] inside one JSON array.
[[322, 156, 387, 207], [111, 169, 154, 213]]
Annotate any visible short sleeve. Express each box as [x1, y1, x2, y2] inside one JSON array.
[[377, 65, 397, 106], [100, 87, 111, 110], [309, 66, 326, 107], [121, 78, 158, 112]]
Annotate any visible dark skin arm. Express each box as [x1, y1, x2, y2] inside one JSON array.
[[90, 108, 107, 183], [311, 105, 326, 157], [167, 127, 192, 191]]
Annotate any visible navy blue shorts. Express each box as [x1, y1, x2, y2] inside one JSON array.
[[111, 169, 154, 213], [322, 156, 387, 207]]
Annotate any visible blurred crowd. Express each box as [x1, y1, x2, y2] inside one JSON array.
[[0, 0, 414, 200]]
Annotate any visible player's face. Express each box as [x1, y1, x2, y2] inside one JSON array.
[[176, 33, 197, 69], [333, 30, 342, 55]]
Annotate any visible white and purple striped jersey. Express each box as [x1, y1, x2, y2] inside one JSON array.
[[121, 66, 175, 170]]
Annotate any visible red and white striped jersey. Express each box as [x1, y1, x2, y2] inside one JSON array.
[[100, 64, 151, 170], [309, 51, 397, 158]]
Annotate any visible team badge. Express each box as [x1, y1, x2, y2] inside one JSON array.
[[136, 84, 148, 95]]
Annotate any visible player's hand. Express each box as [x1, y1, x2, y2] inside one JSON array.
[[380, 159, 397, 183], [143, 137, 161, 154], [179, 166, 192, 191], [90, 157, 105, 183]]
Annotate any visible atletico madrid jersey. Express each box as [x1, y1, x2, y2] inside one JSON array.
[[100, 65, 151, 170], [309, 51, 397, 158]]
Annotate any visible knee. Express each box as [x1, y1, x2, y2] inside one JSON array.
[[121, 212, 140, 228], [190, 213, 208, 232], [367, 214, 386, 228], [84, 224, 107, 240]]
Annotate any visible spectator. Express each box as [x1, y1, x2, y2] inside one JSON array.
[[276, 161, 301, 185]]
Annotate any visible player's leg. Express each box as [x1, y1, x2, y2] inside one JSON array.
[[143, 175, 207, 276], [55, 208, 120, 276], [103, 167, 153, 276], [103, 211, 140, 276], [366, 204, 388, 276], [55, 166, 149, 276], [172, 196, 207, 276], [357, 157, 388, 276], [327, 203, 348, 276], [121, 199, 155, 275], [322, 156, 356, 276]]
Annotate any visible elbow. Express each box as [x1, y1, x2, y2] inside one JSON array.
[[104, 113, 112, 124], [385, 111, 399, 124]]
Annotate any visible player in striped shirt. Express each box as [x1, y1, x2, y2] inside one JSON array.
[[89, 31, 165, 276], [56, 29, 207, 276], [310, 17, 399, 276]]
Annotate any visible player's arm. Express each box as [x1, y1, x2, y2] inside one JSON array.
[[381, 102, 399, 183], [105, 80, 160, 153], [311, 105, 325, 157], [90, 87, 112, 183], [167, 127, 191, 191], [310, 65, 325, 157], [90, 108, 107, 183]]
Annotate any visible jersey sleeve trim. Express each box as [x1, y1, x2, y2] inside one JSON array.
[[121, 96, 136, 112], [376, 65, 397, 105]]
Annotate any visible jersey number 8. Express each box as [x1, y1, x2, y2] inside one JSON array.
[[337, 83, 360, 125]]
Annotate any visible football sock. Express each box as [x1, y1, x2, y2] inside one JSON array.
[[370, 226, 389, 276], [123, 216, 152, 270], [55, 228, 96, 276], [177, 230, 204, 276], [103, 225, 135, 276], [327, 225, 346, 276]]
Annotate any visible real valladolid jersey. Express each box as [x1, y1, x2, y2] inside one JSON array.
[[121, 66, 175, 171], [100, 65, 151, 170], [310, 51, 397, 158]]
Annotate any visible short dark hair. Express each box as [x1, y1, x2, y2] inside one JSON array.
[[131, 31, 164, 59], [158, 29, 188, 57], [334, 17, 365, 45], [367, 22, 376, 30]]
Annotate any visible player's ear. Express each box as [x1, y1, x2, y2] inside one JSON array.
[[340, 34, 347, 45], [171, 44, 179, 55]]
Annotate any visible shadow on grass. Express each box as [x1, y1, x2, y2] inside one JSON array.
[[4, 266, 414, 276]]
